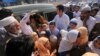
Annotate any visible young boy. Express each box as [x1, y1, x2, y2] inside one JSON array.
[[49, 22, 60, 38], [67, 19, 78, 31]]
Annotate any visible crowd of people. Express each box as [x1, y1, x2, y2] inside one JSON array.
[[0, 3, 100, 56]]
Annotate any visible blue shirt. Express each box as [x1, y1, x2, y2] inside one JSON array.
[[52, 13, 70, 31]]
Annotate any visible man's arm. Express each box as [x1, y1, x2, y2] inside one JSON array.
[[20, 13, 33, 35]]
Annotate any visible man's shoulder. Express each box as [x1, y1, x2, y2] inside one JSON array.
[[55, 14, 59, 18], [53, 14, 59, 20], [90, 16, 96, 21], [63, 13, 70, 19], [95, 15, 100, 19], [0, 28, 6, 35], [88, 16, 96, 23], [63, 13, 69, 17], [54, 28, 59, 33]]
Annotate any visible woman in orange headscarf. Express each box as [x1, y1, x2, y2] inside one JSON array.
[[34, 37, 56, 56], [76, 27, 88, 46]]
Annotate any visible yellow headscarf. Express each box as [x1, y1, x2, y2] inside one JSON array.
[[76, 27, 88, 46], [35, 37, 51, 56]]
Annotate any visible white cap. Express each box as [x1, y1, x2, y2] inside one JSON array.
[[81, 5, 91, 11], [70, 19, 78, 25], [0, 16, 17, 27], [67, 30, 79, 42]]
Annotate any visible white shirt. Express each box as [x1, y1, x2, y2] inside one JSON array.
[[58, 30, 75, 52], [52, 13, 70, 30], [73, 16, 96, 33], [20, 13, 33, 36], [58, 31, 73, 53], [94, 15, 100, 23], [73, 11, 81, 18], [58, 37, 74, 52]]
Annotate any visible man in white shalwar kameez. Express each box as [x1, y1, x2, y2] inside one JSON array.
[[72, 5, 96, 34]]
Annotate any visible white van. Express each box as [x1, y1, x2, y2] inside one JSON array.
[[4, 3, 57, 21]]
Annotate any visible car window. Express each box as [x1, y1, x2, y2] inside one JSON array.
[[45, 11, 57, 21]]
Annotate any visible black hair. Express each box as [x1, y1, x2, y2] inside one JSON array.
[[56, 4, 64, 12], [5, 36, 34, 56], [49, 22, 56, 26], [91, 7, 99, 12], [37, 24, 42, 29], [70, 22, 77, 25], [77, 32, 80, 38], [0, 8, 13, 20], [30, 14, 41, 24], [96, 36, 100, 40]]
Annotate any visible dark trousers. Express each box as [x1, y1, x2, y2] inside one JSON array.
[[70, 46, 86, 56], [58, 51, 69, 56]]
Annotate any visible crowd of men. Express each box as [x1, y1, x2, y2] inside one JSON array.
[[0, 3, 100, 56]]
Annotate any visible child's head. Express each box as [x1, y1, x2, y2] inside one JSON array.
[[74, 5, 80, 12], [93, 36, 100, 49], [69, 19, 77, 29], [49, 22, 56, 31]]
